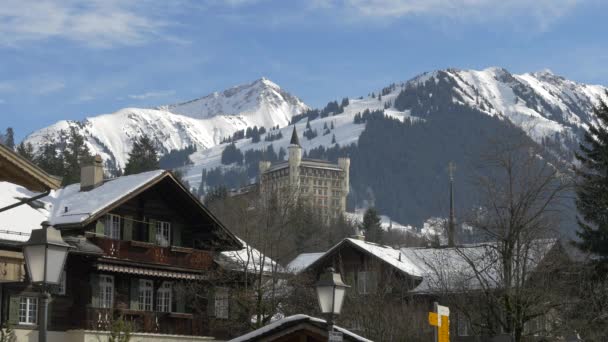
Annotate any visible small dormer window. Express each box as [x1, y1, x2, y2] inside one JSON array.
[[104, 214, 121, 240], [156, 221, 171, 247]]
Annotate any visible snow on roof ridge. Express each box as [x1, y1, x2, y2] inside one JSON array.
[[228, 314, 373, 342]]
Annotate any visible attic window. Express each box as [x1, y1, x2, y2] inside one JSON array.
[[104, 214, 121, 240]]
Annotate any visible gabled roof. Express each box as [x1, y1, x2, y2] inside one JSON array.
[[400, 239, 557, 293], [0, 170, 243, 250], [304, 238, 423, 279], [287, 252, 325, 274], [216, 237, 281, 275], [229, 314, 373, 342], [0, 143, 62, 191]]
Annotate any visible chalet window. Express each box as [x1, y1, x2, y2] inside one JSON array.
[[457, 312, 470, 336], [156, 221, 171, 247], [18, 297, 38, 325], [157, 282, 172, 312], [104, 214, 121, 239], [57, 271, 66, 295], [214, 287, 229, 319], [357, 271, 376, 294], [138, 280, 153, 311], [99, 275, 114, 308]]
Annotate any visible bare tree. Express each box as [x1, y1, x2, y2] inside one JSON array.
[[421, 132, 572, 342]]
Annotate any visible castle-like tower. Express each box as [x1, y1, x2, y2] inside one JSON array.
[[259, 126, 350, 222]]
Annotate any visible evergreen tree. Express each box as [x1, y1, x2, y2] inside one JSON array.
[[360, 207, 383, 243], [62, 127, 94, 185], [124, 135, 159, 175], [330, 121, 335, 130], [35, 143, 64, 176], [306, 118, 311, 130], [575, 95, 608, 271], [331, 134, 336, 144], [16, 142, 34, 161], [4, 128, 14, 149]]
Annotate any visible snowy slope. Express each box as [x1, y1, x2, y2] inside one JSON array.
[[160, 78, 308, 128], [23, 78, 308, 170]]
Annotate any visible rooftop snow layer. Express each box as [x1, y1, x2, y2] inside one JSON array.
[[0, 182, 50, 242], [47, 170, 165, 226], [286, 252, 325, 273]]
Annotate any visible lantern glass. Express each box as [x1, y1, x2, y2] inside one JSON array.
[[333, 285, 347, 314], [23, 245, 45, 283], [45, 245, 68, 284], [316, 285, 335, 314]]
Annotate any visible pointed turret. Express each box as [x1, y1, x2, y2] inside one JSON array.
[[290, 126, 300, 146]]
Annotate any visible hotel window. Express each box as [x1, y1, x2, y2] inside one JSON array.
[[99, 275, 114, 308], [157, 282, 172, 312], [214, 287, 230, 319], [18, 297, 38, 325], [139, 280, 153, 311], [104, 214, 121, 239], [156, 221, 171, 247]]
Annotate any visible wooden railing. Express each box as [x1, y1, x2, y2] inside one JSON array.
[[86, 308, 206, 336], [91, 237, 213, 270]]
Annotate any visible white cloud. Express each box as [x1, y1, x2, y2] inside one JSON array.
[[0, 76, 65, 95], [0, 0, 168, 48], [311, 0, 581, 28], [128, 90, 176, 100]]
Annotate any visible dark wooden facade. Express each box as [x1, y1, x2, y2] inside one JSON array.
[[2, 172, 241, 338]]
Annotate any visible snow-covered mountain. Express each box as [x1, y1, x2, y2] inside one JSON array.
[[181, 67, 607, 187], [23, 78, 308, 170], [24, 67, 607, 185]]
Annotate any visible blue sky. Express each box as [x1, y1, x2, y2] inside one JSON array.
[[1, 0, 607, 141]]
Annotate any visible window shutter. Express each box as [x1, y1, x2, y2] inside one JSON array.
[[172, 223, 181, 247], [175, 284, 186, 313], [123, 215, 133, 241], [129, 278, 139, 310], [207, 288, 215, 317], [90, 274, 100, 308], [95, 219, 105, 237], [8, 296, 19, 324], [148, 219, 157, 243], [229, 292, 238, 320]]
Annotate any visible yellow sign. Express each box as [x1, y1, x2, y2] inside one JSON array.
[[439, 315, 450, 342], [428, 312, 439, 326], [429, 303, 450, 342]]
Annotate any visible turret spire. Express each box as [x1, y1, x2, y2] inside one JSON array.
[[290, 126, 300, 146]]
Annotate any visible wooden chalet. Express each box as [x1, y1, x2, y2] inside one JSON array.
[[1, 156, 249, 341]]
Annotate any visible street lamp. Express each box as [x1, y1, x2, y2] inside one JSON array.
[[22, 221, 71, 342], [315, 267, 350, 337]]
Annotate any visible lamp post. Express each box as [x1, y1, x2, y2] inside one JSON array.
[[315, 267, 350, 340], [22, 221, 71, 342]]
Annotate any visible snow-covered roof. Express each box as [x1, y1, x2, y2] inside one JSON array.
[[46, 170, 165, 226], [400, 239, 558, 293], [218, 237, 280, 275], [304, 238, 423, 278], [287, 252, 325, 274], [228, 314, 373, 342], [0, 182, 49, 242]]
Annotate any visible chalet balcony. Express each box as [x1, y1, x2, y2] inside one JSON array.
[[86, 307, 207, 336], [89, 236, 214, 270]]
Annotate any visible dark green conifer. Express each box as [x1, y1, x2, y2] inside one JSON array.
[[124, 135, 159, 175]]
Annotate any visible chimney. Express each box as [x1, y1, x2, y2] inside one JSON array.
[[351, 226, 365, 241], [80, 155, 104, 191]]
